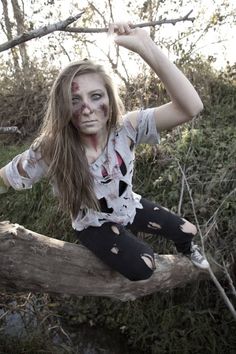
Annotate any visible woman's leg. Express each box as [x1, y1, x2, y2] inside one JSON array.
[[129, 198, 209, 269], [75, 222, 156, 281], [129, 198, 195, 254]]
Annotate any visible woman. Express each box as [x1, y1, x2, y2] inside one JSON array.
[[0, 22, 209, 281]]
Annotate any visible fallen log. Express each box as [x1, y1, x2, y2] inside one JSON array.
[[0, 221, 210, 301]]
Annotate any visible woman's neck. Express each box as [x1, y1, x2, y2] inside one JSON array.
[[81, 131, 107, 150], [80, 130, 109, 163]]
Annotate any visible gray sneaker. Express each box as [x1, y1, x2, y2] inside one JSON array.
[[189, 243, 210, 270]]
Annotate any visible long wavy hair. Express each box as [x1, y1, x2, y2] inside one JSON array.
[[33, 59, 124, 218]]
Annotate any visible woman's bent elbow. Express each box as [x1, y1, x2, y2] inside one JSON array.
[[186, 101, 204, 119], [192, 100, 204, 117]]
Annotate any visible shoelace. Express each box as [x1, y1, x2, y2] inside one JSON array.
[[193, 250, 203, 261], [191, 245, 203, 260]]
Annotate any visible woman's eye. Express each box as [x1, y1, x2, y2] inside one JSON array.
[[72, 98, 80, 105], [92, 93, 102, 100]]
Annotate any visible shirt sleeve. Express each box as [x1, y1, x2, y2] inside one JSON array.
[[4, 147, 48, 190], [123, 108, 160, 145]]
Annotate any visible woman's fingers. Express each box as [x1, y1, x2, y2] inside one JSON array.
[[108, 22, 133, 36]]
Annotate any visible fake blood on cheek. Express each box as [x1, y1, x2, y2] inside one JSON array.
[[100, 103, 108, 117], [73, 103, 93, 117]]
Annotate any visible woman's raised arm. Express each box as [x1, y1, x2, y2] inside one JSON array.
[[110, 22, 203, 132]]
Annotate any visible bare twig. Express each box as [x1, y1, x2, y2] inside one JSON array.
[[223, 260, 236, 298], [57, 40, 72, 62], [88, 2, 108, 27], [208, 266, 236, 320], [64, 11, 195, 33], [177, 120, 196, 215], [204, 188, 236, 240], [206, 188, 236, 227], [0, 11, 195, 53], [108, 0, 115, 23], [0, 309, 10, 321], [85, 39, 129, 86], [178, 173, 185, 215], [0, 12, 85, 53], [176, 159, 236, 320], [176, 159, 204, 245]]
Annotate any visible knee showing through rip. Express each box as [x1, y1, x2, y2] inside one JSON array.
[[180, 218, 197, 236], [127, 253, 156, 281]]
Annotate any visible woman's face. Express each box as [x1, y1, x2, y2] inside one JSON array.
[[71, 73, 110, 136]]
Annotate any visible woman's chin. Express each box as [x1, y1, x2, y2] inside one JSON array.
[[80, 127, 99, 135]]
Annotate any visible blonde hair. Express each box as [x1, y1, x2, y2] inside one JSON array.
[[34, 59, 124, 218]]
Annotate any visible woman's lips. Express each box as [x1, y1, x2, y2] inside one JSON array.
[[81, 120, 97, 125]]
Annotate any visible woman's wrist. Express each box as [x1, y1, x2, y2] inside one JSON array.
[[135, 31, 156, 56]]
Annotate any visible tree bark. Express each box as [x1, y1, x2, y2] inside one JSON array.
[[0, 221, 210, 301], [11, 0, 30, 85], [1, 0, 21, 75]]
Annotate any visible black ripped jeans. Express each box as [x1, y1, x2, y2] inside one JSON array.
[[75, 198, 196, 281]]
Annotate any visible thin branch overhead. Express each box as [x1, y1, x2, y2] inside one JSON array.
[[0, 10, 194, 53], [63, 10, 195, 32], [0, 11, 85, 53]]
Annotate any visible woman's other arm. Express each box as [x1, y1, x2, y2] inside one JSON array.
[[0, 168, 10, 193], [0, 148, 47, 192]]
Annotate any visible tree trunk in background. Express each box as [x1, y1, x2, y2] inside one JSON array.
[[11, 0, 30, 87], [11, 0, 29, 68], [1, 0, 21, 77], [0, 221, 212, 301]]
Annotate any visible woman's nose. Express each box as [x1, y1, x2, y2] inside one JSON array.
[[81, 103, 93, 114]]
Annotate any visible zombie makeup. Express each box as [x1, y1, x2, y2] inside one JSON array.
[[100, 103, 108, 117], [70, 73, 110, 135], [71, 81, 79, 93], [72, 93, 108, 122], [72, 102, 94, 117], [87, 134, 99, 151]]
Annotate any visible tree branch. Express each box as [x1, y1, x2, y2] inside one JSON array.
[[64, 11, 195, 33], [0, 11, 195, 53], [0, 11, 85, 53], [0, 221, 210, 301]]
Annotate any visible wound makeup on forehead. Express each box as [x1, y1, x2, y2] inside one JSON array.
[[100, 103, 108, 117], [71, 81, 80, 93]]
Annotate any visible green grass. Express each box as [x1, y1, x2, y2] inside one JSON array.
[[0, 62, 236, 354], [1, 110, 235, 353], [0, 142, 73, 241]]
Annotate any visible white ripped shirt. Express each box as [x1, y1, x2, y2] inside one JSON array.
[[5, 108, 160, 231]]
